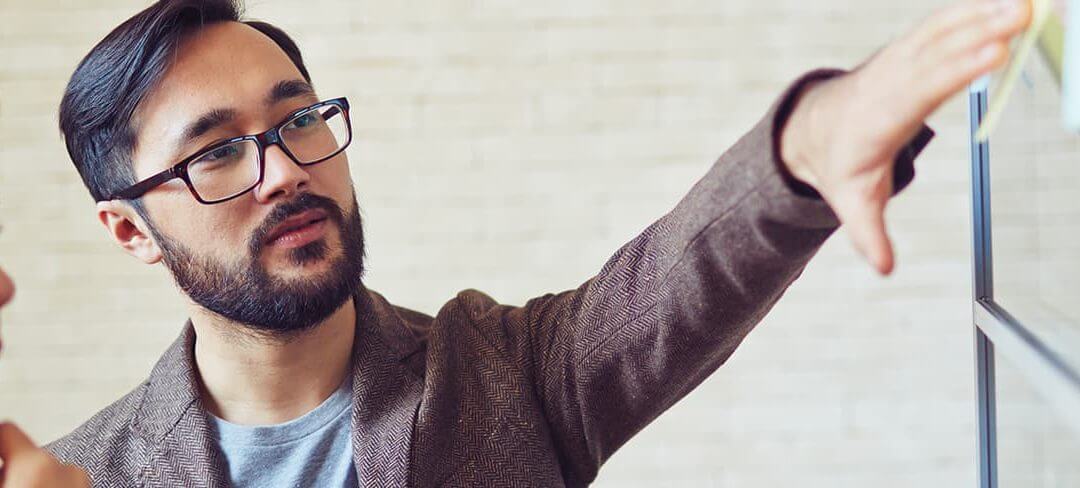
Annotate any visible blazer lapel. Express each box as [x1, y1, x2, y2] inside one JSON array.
[[128, 290, 425, 488], [133, 324, 230, 488], [350, 287, 426, 487]]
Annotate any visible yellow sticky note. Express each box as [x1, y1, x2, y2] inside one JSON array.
[[975, 0, 1053, 142], [1037, 7, 1066, 81]]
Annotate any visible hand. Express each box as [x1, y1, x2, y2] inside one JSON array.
[[0, 422, 90, 488], [0, 265, 13, 355], [781, 0, 1032, 274]]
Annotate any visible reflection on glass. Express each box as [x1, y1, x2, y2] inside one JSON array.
[[989, 43, 1080, 374], [995, 352, 1080, 487]]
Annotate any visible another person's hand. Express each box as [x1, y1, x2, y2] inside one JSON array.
[[781, 0, 1032, 274], [0, 265, 12, 354], [0, 422, 90, 487]]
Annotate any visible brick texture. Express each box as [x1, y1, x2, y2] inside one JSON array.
[[0, 1, 1015, 486]]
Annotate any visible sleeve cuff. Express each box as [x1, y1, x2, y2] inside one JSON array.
[[769, 68, 936, 200]]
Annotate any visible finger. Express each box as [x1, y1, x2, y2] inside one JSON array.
[[0, 422, 36, 461], [931, 39, 1011, 109], [934, 1, 1032, 58], [904, 38, 1009, 124], [907, 1, 1028, 115], [908, 0, 991, 47], [62, 463, 91, 486], [834, 189, 895, 275]]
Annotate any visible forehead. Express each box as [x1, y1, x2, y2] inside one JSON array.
[[132, 22, 307, 170]]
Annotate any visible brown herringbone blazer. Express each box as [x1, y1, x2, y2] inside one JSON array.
[[46, 70, 933, 487]]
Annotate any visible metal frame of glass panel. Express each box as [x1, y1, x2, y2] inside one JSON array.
[[968, 86, 1080, 488]]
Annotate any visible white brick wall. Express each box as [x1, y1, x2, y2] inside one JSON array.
[[0, 1, 990, 486]]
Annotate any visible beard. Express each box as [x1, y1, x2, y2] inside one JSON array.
[[149, 192, 366, 336]]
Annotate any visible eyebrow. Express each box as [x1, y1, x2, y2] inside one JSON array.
[[265, 79, 316, 106], [173, 79, 318, 156], [181, 107, 238, 142]]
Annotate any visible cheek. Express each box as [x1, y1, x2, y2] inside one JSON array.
[[205, 218, 255, 251], [308, 156, 355, 202], [148, 198, 258, 256]]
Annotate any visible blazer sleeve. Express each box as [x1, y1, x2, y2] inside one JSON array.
[[495, 68, 934, 485]]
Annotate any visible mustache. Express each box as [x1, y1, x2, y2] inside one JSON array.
[[248, 193, 346, 255]]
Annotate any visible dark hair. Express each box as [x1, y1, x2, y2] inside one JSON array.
[[58, 0, 312, 203]]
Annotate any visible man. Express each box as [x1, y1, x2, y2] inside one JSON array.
[[0, 0, 1029, 486]]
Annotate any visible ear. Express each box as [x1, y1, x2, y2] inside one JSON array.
[[96, 200, 163, 265]]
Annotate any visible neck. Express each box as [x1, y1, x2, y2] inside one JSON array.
[[191, 298, 356, 425]]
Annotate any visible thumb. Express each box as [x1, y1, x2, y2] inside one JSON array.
[[0, 422, 37, 461], [834, 188, 895, 275]]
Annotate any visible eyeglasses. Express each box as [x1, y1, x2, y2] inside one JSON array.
[[109, 97, 352, 205]]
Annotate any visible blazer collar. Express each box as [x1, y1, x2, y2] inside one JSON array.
[[134, 324, 229, 487], [132, 285, 426, 487], [348, 286, 426, 486]]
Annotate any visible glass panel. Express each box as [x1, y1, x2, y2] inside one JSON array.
[[995, 350, 1080, 487], [988, 33, 1080, 374]]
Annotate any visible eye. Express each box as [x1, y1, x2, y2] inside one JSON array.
[[285, 112, 320, 130], [200, 144, 240, 162], [194, 143, 247, 167]]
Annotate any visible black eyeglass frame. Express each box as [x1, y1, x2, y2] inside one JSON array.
[[108, 97, 352, 205]]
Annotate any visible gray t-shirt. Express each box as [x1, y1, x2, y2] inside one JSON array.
[[211, 378, 356, 487]]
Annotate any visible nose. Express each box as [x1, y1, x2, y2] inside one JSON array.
[[253, 144, 311, 203]]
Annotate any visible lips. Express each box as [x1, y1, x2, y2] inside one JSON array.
[[263, 208, 330, 245]]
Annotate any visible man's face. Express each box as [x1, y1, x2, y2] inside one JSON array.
[[128, 22, 364, 334]]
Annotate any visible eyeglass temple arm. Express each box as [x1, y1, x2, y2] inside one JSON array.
[[108, 167, 179, 201], [321, 98, 348, 120]]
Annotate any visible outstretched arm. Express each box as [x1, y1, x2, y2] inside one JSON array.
[[482, 1, 1030, 484]]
